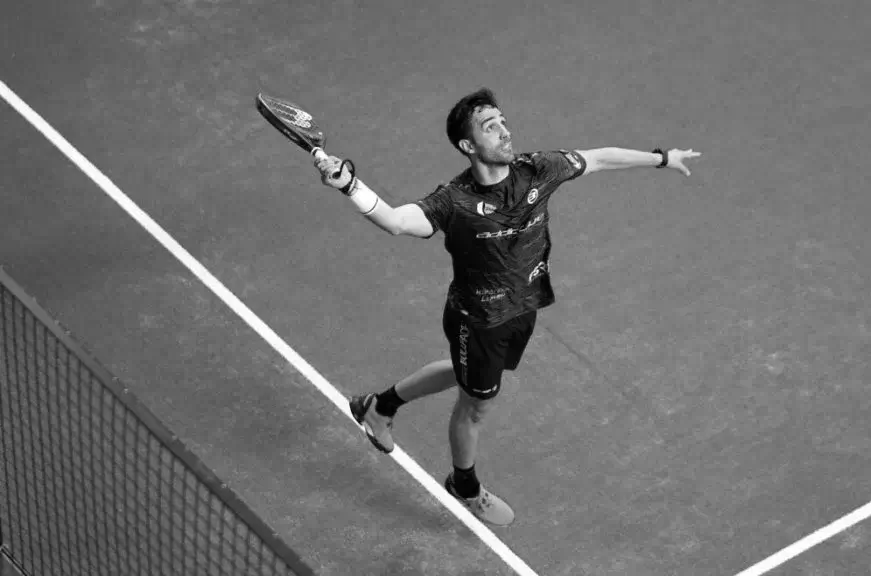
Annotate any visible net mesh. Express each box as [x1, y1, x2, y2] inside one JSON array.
[[0, 270, 314, 576]]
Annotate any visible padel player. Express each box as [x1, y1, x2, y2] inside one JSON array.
[[314, 88, 701, 525]]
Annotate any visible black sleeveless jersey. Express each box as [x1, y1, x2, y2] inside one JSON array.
[[417, 150, 586, 327]]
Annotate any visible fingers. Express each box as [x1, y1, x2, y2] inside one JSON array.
[[314, 154, 355, 190], [315, 156, 347, 186], [670, 149, 701, 177], [314, 155, 340, 173]]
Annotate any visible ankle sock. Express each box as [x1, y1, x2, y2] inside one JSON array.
[[374, 386, 406, 417], [451, 464, 481, 499]]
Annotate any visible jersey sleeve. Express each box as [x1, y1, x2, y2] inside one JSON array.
[[415, 184, 454, 235], [536, 149, 587, 184]]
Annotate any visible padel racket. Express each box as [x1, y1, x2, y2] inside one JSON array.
[[257, 92, 348, 178]]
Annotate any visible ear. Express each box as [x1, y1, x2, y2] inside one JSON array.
[[459, 138, 475, 156]]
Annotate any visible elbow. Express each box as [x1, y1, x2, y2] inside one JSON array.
[[589, 147, 625, 171], [373, 221, 403, 236], [596, 147, 620, 166], [388, 214, 406, 236], [579, 148, 607, 174], [365, 210, 404, 236]]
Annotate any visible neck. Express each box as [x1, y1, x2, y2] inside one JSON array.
[[469, 160, 510, 186]]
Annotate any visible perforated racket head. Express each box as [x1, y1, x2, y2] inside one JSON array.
[[256, 93, 326, 153]]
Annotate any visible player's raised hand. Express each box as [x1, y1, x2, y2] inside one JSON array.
[[314, 154, 356, 193], [667, 149, 702, 176]]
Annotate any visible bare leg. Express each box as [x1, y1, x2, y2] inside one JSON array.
[[353, 360, 456, 454], [445, 387, 514, 525], [448, 387, 496, 469], [394, 359, 457, 402]]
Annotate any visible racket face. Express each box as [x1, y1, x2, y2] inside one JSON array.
[[257, 93, 326, 151]]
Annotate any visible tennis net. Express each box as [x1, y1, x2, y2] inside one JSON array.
[[0, 268, 315, 576]]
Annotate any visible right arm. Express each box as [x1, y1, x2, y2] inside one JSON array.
[[314, 154, 435, 238], [346, 179, 434, 238]]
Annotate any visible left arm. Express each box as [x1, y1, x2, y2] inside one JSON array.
[[577, 147, 701, 176]]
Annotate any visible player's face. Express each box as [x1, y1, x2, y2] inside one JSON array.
[[466, 106, 513, 165]]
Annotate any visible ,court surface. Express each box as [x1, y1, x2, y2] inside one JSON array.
[[2, 0, 871, 574]]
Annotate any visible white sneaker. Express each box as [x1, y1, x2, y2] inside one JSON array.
[[445, 473, 515, 526], [349, 394, 394, 453]]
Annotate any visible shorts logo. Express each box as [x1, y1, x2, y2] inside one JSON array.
[[527, 188, 539, 204], [476, 201, 497, 216], [458, 322, 470, 368], [458, 322, 470, 385], [528, 260, 549, 284]]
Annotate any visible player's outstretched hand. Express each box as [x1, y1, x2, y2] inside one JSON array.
[[314, 154, 355, 192], [667, 149, 702, 177]]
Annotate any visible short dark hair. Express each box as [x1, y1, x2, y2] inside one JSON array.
[[446, 88, 500, 155]]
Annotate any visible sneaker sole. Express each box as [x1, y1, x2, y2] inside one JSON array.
[[349, 394, 393, 454]]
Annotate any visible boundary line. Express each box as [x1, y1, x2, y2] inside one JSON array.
[[734, 501, 871, 576], [0, 80, 539, 576]]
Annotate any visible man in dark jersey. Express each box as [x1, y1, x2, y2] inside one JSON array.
[[314, 88, 701, 525]]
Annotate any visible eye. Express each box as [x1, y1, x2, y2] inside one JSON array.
[[485, 120, 505, 133]]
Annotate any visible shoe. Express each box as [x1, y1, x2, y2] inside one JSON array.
[[349, 394, 395, 453], [445, 473, 515, 526]]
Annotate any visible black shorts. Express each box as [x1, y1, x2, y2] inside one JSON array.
[[442, 304, 537, 400]]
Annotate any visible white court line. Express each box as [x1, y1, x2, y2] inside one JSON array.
[[734, 500, 871, 576], [0, 80, 539, 576]]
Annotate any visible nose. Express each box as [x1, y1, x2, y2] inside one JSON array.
[[500, 125, 511, 140]]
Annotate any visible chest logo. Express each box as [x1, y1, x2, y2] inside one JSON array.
[[475, 212, 545, 239], [476, 201, 497, 216], [527, 188, 539, 204]]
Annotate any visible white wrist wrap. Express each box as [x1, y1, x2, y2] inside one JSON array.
[[347, 179, 380, 215]]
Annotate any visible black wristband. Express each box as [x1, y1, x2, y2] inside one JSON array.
[[652, 148, 668, 168], [338, 159, 357, 195]]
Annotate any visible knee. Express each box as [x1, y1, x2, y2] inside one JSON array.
[[455, 392, 494, 425], [468, 406, 488, 424]]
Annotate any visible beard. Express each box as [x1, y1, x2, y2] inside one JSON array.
[[478, 141, 514, 165]]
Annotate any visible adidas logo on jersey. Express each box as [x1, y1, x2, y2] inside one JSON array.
[[476, 202, 497, 216]]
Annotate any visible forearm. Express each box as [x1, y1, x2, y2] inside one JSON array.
[[344, 179, 403, 235], [585, 147, 665, 171]]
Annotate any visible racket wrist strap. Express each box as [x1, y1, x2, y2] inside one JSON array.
[[338, 159, 357, 194], [346, 179, 380, 216]]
